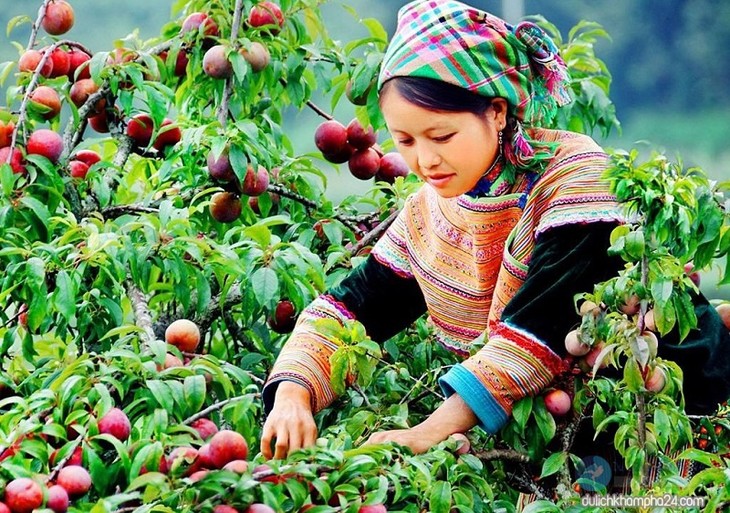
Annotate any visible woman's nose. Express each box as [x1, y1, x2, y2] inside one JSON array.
[[417, 145, 441, 169]]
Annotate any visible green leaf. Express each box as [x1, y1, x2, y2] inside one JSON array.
[[251, 267, 279, 309], [650, 277, 673, 306], [361, 18, 388, 43], [52, 270, 76, 325], [654, 409, 670, 449], [330, 348, 350, 396], [512, 396, 533, 430], [672, 291, 697, 341], [146, 380, 175, 412], [522, 500, 562, 513], [429, 481, 452, 513], [540, 451, 568, 479], [183, 375, 206, 415], [624, 230, 645, 259], [533, 397, 556, 443], [623, 357, 644, 393]]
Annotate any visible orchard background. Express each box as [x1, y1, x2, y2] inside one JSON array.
[[0, 1, 729, 513]]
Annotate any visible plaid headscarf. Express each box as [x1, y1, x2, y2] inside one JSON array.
[[378, 0, 572, 176]]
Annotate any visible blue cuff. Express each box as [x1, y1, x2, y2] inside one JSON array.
[[439, 364, 508, 434]]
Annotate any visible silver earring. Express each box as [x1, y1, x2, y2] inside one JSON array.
[[498, 130, 503, 155]]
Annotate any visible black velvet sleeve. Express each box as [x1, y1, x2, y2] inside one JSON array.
[[326, 255, 428, 342], [501, 222, 623, 353], [502, 222, 730, 414]]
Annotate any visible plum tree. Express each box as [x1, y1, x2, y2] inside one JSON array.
[[315, 120, 349, 157], [0, 1, 720, 511], [564, 329, 591, 356], [18, 50, 54, 76], [191, 418, 218, 440], [375, 152, 409, 184], [346, 119, 377, 150], [240, 42, 270, 72], [126, 113, 154, 147], [268, 299, 297, 334], [207, 146, 236, 182], [348, 148, 381, 180], [240, 165, 270, 196]]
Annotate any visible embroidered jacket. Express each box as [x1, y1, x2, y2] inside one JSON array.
[[262, 129, 730, 430]]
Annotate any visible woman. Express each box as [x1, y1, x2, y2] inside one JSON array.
[[260, 0, 730, 463]]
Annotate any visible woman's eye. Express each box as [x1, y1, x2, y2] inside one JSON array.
[[433, 133, 455, 142], [397, 138, 414, 146]]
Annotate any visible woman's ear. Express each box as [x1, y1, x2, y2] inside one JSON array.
[[490, 98, 509, 128]]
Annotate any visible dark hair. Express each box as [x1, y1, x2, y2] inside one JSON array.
[[379, 76, 494, 116]]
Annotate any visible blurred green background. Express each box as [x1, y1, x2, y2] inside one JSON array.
[[2, 0, 729, 291]]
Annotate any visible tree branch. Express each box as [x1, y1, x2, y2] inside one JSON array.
[[46, 436, 83, 484], [182, 394, 258, 425], [101, 204, 159, 219], [217, 0, 245, 126], [348, 208, 400, 257], [126, 281, 157, 348]]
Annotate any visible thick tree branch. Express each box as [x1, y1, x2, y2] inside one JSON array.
[[101, 204, 159, 218], [126, 281, 157, 347], [475, 448, 531, 464]]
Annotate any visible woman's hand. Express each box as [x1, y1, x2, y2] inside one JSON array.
[[364, 425, 446, 454], [363, 393, 479, 454], [260, 381, 318, 460]]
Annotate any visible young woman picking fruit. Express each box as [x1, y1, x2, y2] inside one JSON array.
[[261, 0, 730, 481]]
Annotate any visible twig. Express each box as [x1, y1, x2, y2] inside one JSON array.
[[277, 77, 333, 121], [267, 182, 317, 210], [182, 395, 254, 425], [101, 204, 159, 218], [29, 0, 54, 49], [217, 0, 245, 125], [8, 40, 94, 166], [61, 84, 112, 162], [306, 100, 334, 121], [7, 51, 52, 162], [348, 208, 400, 257], [46, 436, 84, 483], [352, 383, 374, 409]]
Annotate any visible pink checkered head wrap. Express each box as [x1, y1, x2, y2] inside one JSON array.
[[378, 0, 572, 174]]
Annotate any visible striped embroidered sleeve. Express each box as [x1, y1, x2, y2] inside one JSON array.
[[263, 256, 427, 415], [439, 222, 623, 433]]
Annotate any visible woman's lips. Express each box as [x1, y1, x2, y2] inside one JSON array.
[[424, 173, 455, 187]]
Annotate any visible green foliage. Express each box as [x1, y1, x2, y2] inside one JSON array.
[[0, 0, 728, 512]]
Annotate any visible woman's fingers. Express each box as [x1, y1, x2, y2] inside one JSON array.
[[261, 409, 318, 460]]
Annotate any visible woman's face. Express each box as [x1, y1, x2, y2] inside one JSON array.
[[380, 87, 506, 198]]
